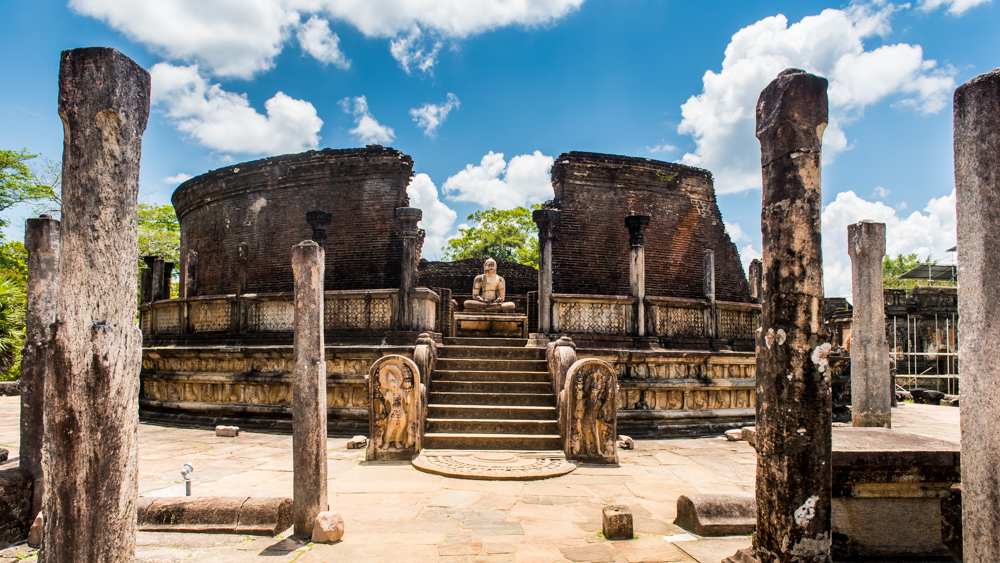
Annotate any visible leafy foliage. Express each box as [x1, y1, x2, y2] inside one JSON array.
[[0, 274, 24, 381], [0, 149, 60, 225], [442, 205, 540, 267], [138, 203, 181, 298], [882, 253, 956, 294]]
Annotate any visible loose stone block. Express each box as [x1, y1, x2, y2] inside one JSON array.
[[675, 494, 756, 537], [602, 504, 633, 540], [617, 435, 634, 450], [311, 511, 345, 543], [27, 512, 42, 548], [215, 425, 239, 437], [137, 496, 292, 536], [43, 47, 149, 563], [346, 436, 367, 449], [291, 240, 328, 539], [752, 68, 832, 562], [954, 66, 1000, 561], [848, 221, 890, 428], [724, 429, 742, 441], [741, 427, 757, 449]]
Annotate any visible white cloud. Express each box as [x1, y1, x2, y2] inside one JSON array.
[[164, 173, 193, 184], [739, 244, 762, 274], [390, 28, 443, 74], [920, 0, 993, 15], [71, 0, 583, 78], [443, 151, 555, 209], [410, 93, 460, 137], [407, 173, 458, 259], [297, 16, 350, 69], [339, 96, 395, 145], [725, 221, 750, 243], [678, 4, 955, 194], [646, 144, 677, 154], [150, 63, 322, 155], [872, 186, 890, 199], [821, 189, 957, 298]]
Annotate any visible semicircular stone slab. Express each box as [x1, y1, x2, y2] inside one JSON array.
[[412, 451, 577, 481]]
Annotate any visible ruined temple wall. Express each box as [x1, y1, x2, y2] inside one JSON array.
[[172, 147, 413, 296], [550, 152, 751, 302]]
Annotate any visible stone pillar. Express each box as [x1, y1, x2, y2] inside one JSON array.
[[140, 255, 154, 305], [162, 261, 174, 299], [236, 242, 249, 333], [307, 210, 332, 248], [704, 250, 717, 339], [183, 250, 198, 299], [150, 256, 165, 301], [291, 240, 328, 539], [749, 258, 763, 303], [43, 47, 149, 563], [395, 207, 422, 330], [20, 215, 59, 518], [752, 68, 832, 563], [848, 221, 890, 428], [533, 208, 560, 334], [625, 215, 650, 337], [954, 67, 1000, 561]]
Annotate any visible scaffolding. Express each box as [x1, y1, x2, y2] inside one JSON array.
[[890, 312, 959, 395]]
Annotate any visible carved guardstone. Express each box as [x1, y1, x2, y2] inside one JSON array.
[[367, 355, 423, 461], [565, 359, 618, 464]]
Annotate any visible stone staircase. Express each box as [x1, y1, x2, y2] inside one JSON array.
[[423, 337, 561, 450]]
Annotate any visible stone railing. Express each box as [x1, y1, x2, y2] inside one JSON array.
[[548, 294, 759, 342], [551, 294, 636, 336], [141, 288, 439, 338]]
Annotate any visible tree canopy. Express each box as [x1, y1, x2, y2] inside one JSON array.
[[442, 205, 540, 268], [138, 203, 180, 267], [882, 253, 956, 293], [0, 149, 60, 226]]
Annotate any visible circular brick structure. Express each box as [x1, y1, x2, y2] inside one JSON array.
[[172, 146, 415, 297]]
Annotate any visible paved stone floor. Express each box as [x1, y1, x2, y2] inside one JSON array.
[[0, 397, 959, 562]]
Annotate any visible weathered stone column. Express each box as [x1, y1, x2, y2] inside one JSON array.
[[533, 208, 559, 333], [848, 221, 890, 428], [140, 255, 154, 305], [150, 256, 165, 301], [749, 258, 763, 303], [395, 207, 421, 330], [752, 68, 832, 563], [162, 261, 174, 299], [291, 240, 328, 539], [20, 215, 59, 518], [704, 250, 716, 339], [954, 67, 1000, 561], [43, 47, 149, 563], [625, 215, 650, 337]]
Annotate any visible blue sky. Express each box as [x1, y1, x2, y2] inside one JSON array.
[[2, 0, 996, 297]]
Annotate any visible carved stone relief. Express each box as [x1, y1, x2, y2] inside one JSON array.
[[565, 359, 618, 464], [367, 355, 422, 461]]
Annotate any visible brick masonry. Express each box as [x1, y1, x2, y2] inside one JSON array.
[[549, 152, 751, 303], [172, 147, 414, 296]]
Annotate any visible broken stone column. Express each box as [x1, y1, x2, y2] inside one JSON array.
[[291, 240, 328, 539], [183, 251, 198, 299], [150, 256, 165, 301], [625, 215, 650, 337], [533, 208, 559, 334], [20, 215, 59, 518], [162, 261, 174, 299], [395, 207, 422, 330], [848, 221, 890, 428], [753, 68, 832, 562], [704, 250, 717, 339], [749, 258, 763, 303], [43, 47, 150, 563], [954, 67, 1000, 561], [139, 255, 154, 305]]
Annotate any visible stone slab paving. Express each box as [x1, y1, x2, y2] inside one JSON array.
[[0, 398, 958, 562]]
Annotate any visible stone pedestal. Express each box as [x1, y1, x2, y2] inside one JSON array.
[[291, 241, 328, 538], [847, 221, 890, 428], [753, 68, 832, 562], [43, 47, 150, 563], [954, 67, 1000, 561]]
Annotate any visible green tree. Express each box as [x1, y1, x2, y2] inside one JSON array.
[[0, 149, 60, 226], [442, 205, 540, 267], [138, 203, 181, 297], [0, 274, 25, 381], [883, 253, 955, 294]]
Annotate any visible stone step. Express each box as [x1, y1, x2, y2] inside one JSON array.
[[438, 346, 545, 360], [436, 358, 548, 372], [433, 370, 550, 383], [425, 418, 559, 435], [431, 380, 552, 394], [443, 337, 528, 347], [428, 391, 556, 407], [426, 404, 558, 420], [423, 433, 562, 450]]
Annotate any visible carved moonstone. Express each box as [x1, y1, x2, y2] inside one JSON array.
[[367, 355, 422, 461], [464, 258, 515, 311]]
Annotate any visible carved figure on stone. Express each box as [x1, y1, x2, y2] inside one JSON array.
[[464, 258, 515, 311], [367, 355, 421, 460], [566, 359, 618, 463]]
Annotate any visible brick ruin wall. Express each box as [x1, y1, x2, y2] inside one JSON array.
[[418, 258, 538, 296], [550, 152, 751, 302], [172, 147, 413, 296]]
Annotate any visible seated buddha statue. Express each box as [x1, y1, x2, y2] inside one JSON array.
[[463, 258, 516, 312]]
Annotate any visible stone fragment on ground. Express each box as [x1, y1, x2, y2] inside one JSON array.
[[311, 511, 344, 543], [602, 504, 633, 540], [346, 435, 367, 449], [741, 427, 756, 448], [0, 448, 6, 463], [27, 512, 42, 547], [215, 425, 239, 437], [618, 435, 634, 450], [724, 429, 742, 441]]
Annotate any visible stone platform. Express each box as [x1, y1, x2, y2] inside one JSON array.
[[411, 450, 577, 480]]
